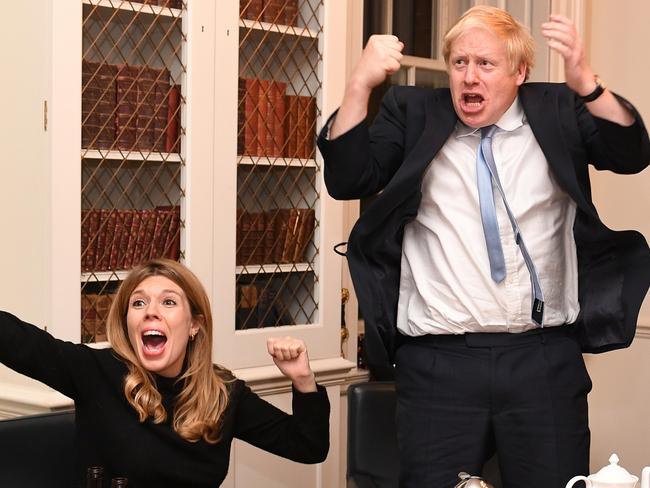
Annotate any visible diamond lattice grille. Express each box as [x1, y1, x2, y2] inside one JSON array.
[[236, 0, 323, 329], [80, 0, 185, 342]]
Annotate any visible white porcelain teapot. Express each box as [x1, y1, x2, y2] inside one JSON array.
[[565, 454, 650, 488]]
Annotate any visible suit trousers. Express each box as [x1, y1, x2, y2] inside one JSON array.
[[394, 325, 591, 488]]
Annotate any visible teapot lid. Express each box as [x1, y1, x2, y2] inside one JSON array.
[[591, 454, 639, 483], [454, 472, 493, 488]]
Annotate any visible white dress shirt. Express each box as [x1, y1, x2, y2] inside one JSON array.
[[396, 97, 580, 336]]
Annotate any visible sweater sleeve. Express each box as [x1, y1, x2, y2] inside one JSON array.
[[232, 380, 330, 464], [0, 310, 91, 399]]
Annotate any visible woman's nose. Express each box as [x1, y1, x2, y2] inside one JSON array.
[[145, 301, 160, 318]]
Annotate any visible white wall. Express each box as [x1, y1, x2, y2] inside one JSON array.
[[584, 0, 650, 477]]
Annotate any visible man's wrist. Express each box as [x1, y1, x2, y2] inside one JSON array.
[[578, 75, 606, 103]]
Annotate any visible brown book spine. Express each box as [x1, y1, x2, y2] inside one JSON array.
[[263, 209, 278, 263], [108, 209, 129, 270], [280, 208, 301, 263], [154, 208, 173, 259], [238, 211, 253, 265], [133, 209, 153, 266], [257, 79, 270, 156], [241, 0, 263, 20], [99, 210, 118, 271], [292, 208, 315, 262], [82, 61, 117, 149], [252, 212, 266, 264], [285, 95, 298, 158], [136, 65, 157, 151], [123, 210, 141, 269], [272, 81, 287, 157], [163, 206, 181, 260], [92, 209, 108, 271], [83, 209, 101, 272], [296, 96, 316, 159], [81, 210, 90, 272], [283, 0, 299, 26], [262, 0, 283, 24], [237, 78, 246, 156], [153, 68, 170, 152], [116, 210, 134, 270], [115, 65, 139, 150], [81, 293, 97, 342], [165, 84, 181, 153], [245, 79, 259, 155], [305, 96, 316, 159]]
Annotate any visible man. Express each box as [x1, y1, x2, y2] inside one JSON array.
[[318, 6, 650, 488]]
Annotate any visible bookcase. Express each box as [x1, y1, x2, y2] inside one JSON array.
[[3, 0, 359, 485]]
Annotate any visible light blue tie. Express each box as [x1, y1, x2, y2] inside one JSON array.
[[477, 126, 545, 326]]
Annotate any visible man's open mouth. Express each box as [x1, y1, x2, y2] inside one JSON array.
[[463, 93, 484, 107]]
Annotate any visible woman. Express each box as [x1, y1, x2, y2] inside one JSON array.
[[0, 259, 329, 487]]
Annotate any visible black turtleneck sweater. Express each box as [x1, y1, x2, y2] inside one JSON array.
[[0, 311, 330, 487]]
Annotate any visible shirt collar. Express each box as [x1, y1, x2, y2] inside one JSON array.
[[456, 96, 525, 138]]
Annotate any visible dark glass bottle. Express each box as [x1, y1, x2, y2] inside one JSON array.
[[86, 466, 104, 488], [110, 477, 128, 487]]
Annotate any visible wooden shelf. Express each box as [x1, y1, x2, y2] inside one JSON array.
[[236, 263, 312, 275], [239, 19, 319, 38], [81, 270, 129, 282], [83, 0, 181, 17], [82, 149, 182, 162], [238, 156, 317, 167]]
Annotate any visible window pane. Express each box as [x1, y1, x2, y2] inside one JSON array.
[[415, 68, 449, 88], [392, 0, 434, 58]]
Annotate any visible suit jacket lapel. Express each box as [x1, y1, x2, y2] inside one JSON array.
[[519, 84, 596, 216]]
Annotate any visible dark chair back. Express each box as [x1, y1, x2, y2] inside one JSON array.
[[347, 381, 399, 488], [0, 410, 75, 488], [347, 381, 502, 488]]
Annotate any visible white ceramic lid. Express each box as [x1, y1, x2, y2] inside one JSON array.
[[591, 454, 639, 483]]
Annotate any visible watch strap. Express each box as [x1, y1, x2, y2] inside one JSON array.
[[580, 76, 606, 103]]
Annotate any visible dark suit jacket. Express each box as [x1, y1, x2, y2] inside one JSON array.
[[318, 83, 650, 380]]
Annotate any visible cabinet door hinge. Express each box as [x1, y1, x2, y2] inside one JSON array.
[[43, 100, 48, 131]]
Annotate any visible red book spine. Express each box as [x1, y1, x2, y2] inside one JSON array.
[[123, 210, 141, 269], [272, 81, 286, 157], [108, 209, 128, 270], [99, 210, 118, 271], [165, 84, 181, 153], [292, 208, 315, 262], [262, 0, 283, 24], [283, 0, 299, 26], [151, 208, 171, 259], [136, 65, 157, 151], [116, 210, 134, 270], [83, 209, 101, 272], [153, 68, 170, 152], [241, 0, 263, 20], [115, 65, 139, 150], [285, 95, 298, 158], [257, 79, 270, 156], [163, 206, 181, 260]]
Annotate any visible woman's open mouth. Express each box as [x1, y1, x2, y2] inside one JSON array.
[[142, 330, 167, 355]]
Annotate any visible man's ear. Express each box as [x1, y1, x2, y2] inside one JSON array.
[[516, 63, 527, 86]]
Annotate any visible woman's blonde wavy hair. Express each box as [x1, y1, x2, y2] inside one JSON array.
[[106, 258, 231, 444], [442, 5, 535, 81]]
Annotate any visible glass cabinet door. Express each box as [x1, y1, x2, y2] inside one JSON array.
[[80, 0, 186, 343]]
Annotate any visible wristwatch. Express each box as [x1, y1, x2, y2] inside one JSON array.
[[580, 75, 606, 103]]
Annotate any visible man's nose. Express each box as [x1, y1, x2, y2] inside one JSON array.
[[464, 63, 478, 84]]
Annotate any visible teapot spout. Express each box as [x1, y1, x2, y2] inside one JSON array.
[[641, 467, 650, 488]]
